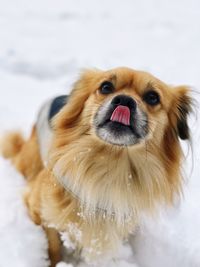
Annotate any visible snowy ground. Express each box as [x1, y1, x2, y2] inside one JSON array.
[[0, 0, 200, 266]]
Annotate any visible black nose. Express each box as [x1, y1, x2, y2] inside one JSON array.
[[111, 95, 136, 110]]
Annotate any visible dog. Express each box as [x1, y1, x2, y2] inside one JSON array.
[[1, 67, 192, 266]]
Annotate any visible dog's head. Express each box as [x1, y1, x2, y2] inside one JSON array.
[[54, 67, 191, 145], [50, 67, 192, 224]]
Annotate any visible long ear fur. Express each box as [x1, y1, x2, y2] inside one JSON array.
[[170, 86, 193, 140], [53, 69, 99, 129]]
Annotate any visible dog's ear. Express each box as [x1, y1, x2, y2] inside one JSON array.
[[170, 86, 192, 140], [53, 69, 100, 129]]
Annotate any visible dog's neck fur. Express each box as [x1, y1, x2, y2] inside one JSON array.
[[50, 136, 176, 227]]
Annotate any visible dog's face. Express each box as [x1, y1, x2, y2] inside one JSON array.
[[51, 67, 192, 224], [94, 83, 148, 146]]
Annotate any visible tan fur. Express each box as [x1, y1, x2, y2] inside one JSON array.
[[1, 131, 25, 159], [1, 67, 192, 266]]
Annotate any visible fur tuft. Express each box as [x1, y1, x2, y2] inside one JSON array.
[[0, 131, 25, 159]]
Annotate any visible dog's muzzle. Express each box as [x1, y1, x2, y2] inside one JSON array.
[[94, 94, 148, 146]]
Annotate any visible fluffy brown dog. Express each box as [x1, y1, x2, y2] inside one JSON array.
[[1, 67, 192, 266]]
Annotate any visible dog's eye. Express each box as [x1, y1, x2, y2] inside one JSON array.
[[143, 90, 160, 106], [99, 81, 115, 95]]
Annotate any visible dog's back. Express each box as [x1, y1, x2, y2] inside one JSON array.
[[1, 95, 68, 179]]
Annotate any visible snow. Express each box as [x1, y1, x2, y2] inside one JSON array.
[[0, 159, 49, 267], [0, 0, 200, 266]]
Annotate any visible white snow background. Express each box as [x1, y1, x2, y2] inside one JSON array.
[[0, 0, 200, 266]]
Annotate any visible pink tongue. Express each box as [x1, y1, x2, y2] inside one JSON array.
[[110, 105, 130, 126]]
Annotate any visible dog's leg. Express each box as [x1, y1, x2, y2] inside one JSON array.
[[24, 170, 62, 266], [44, 227, 62, 267], [23, 179, 42, 225]]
